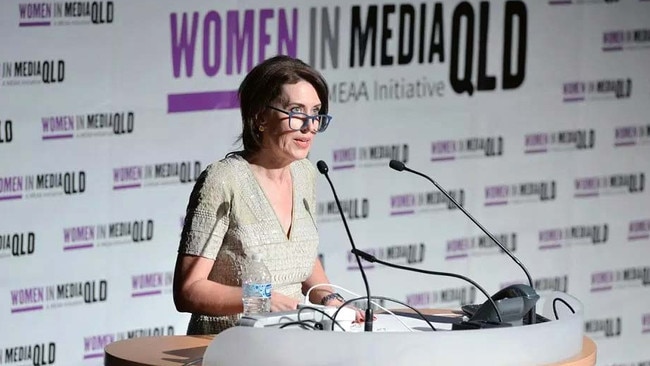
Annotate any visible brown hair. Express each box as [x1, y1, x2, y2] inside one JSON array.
[[236, 55, 329, 156]]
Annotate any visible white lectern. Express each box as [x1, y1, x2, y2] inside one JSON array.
[[202, 292, 588, 366]]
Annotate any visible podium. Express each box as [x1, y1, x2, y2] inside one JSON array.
[[105, 292, 596, 366]]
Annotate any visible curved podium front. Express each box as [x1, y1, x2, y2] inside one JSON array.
[[104, 335, 595, 366], [105, 293, 596, 366]]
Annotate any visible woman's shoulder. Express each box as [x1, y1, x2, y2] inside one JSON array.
[[198, 155, 246, 186]]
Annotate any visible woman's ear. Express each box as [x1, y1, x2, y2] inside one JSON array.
[[254, 112, 266, 124], [253, 114, 267, 133]]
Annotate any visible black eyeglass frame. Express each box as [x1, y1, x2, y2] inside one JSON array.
[[266, 105, 332, 133]]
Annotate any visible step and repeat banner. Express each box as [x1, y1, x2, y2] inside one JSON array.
[[1, 0, 649, 365]]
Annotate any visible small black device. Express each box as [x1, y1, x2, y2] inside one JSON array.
[[463, 284, 546, 326]]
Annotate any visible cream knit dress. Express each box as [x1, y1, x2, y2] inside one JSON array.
[[179, 154, 319, 334]]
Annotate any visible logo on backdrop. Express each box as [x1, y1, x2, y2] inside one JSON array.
[[562, 78, 632, 102], [17, 2, 114, 27], [316, 197, 369, 222], [431, 136, 504, 162], [406, 286, 477, 308], [83, 326, 174, 360], [614, 124, 650, 147], [584, 317, 622, 338], [1, 60, 65, 86], [534, 275, 569, 293], [484, 180, 556, 206], [0, 341, 56, 366], [524, 129, 595, 154], [628, 219, 650, 242], [168, 2, 527, 112], [62, 219, 154, 251], [0, 170, 86, 202], [329, 75, 445, 104], [0, 232, 36, 259], [603, 28, 650, 52], [112, 161, 202, 190], [322, 2, 527, 102], [331, 144, 409, 170], [591, 266, 650, 292], [1, 119, 13, 144], [9, 279, 108, 314], [501, 275, 569, 293], [390, 187, 465, 216], [538, 223, 608, 250], [574, 172, 645, 198], [168, 7, 299, 113], [346, 242, 425, 270], [445, 232, 516, 260], [41, 111, 135, 140], [130, 271, 173, 298]]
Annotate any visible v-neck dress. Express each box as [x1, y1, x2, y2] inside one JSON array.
[[178, 154, 319, 334]]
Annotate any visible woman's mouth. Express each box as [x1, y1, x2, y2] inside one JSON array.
[[295, 137, 311, 148]]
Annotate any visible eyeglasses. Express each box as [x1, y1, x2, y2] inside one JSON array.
[[266, 105, 332, 133]]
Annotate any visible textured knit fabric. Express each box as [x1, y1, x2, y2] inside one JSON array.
[[178, 154, 319, 334]]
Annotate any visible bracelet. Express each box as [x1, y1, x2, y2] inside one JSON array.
[[320, 292, 345, 305]]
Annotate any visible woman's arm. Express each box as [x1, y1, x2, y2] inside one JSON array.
[[301, 258, 365, 322], [174, 253, 302, 314], [173, 254, 244, 316], [301, 258, 340, 305]]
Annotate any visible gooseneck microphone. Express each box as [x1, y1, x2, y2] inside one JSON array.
[[350, 248, 503, 323], [388, 160, 537, 324], [317, 160, 374, 332]]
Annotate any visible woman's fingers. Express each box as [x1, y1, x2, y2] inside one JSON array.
[[270, 291, 299, 312]]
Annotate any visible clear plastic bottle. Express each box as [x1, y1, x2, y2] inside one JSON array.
[[241, 253, 272, 315]]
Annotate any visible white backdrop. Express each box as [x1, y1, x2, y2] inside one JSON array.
[[1, 1, 649, 365]]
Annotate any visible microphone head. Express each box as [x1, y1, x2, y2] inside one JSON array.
[[389, 160, 405, 172], [316, 160, 329, 174]]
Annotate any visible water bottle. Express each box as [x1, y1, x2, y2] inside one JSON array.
[[241, 253, 272, 315]]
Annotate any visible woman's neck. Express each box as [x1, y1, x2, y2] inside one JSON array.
[[244, 151, 292, 183]]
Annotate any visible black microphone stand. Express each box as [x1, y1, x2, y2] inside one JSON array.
[[351, 248, 503, 323], [388, 160, 537, 324], [317, 160, 374, 332]]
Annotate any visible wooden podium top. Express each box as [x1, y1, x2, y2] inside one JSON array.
[[105, 334, 212, 366], [104, 334, 596, 366]]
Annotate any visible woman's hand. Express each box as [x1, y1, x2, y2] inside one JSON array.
[[324, 298, 366, 323], [350, 307, 366, 323], [270, 291, 300, 312]]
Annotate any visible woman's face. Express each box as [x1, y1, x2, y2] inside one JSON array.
[[261, 80, 322, 164]]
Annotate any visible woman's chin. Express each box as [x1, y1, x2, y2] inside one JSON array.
[[291, 149, 310, 161]]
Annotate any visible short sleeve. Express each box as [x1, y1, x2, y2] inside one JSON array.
[[178, 162, 232, 260]]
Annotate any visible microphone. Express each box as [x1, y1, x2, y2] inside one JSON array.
[[351, 248, 504, 324], [316, 160, 374, 332], [388, 160, 537, 325]]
